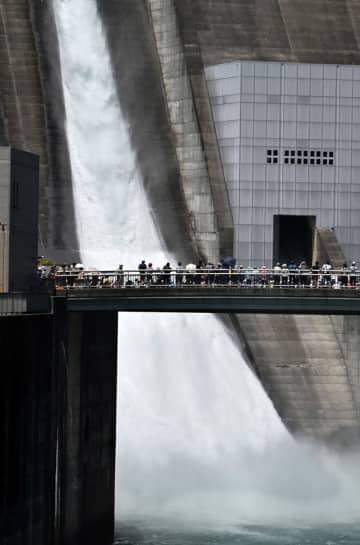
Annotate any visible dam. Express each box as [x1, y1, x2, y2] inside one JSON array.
[[1, 1, 360, 544]]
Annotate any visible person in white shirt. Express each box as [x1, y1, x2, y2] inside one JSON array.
[[273, 262, 281, 286]]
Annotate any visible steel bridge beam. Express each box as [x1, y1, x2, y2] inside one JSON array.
[[59, 288, 360, 315]]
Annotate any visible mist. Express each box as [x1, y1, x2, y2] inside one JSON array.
[[116, 432, 360, 529]]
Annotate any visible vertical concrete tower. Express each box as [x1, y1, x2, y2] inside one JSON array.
[[205, 61, 360, 268], [0, 147, 39, 292]]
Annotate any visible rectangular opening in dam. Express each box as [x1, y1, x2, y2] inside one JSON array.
[[273, 215, 315, 266]]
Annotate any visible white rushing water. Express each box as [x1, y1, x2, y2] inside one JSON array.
[[53, 0, 360, 529]]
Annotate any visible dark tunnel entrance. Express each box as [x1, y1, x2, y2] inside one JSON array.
[[273, 215, 315, 266]]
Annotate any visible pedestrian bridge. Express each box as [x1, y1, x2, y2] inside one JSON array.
[[55, 286, 360, 315], [52, 268, 360, 314]]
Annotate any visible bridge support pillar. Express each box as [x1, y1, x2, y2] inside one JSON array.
[[0, 303, 118, 545], [54, 302, 118, 545], [0, 314, 56, 545]]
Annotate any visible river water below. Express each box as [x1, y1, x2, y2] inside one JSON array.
[[114, 521, 360, 545]]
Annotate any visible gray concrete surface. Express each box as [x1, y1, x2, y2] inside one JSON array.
[[29, 0, 79, 263], [0, 0, 48, 253], [147, 0, 225, 263], [233, 313, 360, 445], [174, 0, 360, 67], [0, 0, 79, 264], [316, 228, 347, 269], [334, 315, 360, 425]]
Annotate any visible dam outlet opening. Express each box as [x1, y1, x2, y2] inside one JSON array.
[[273, 215, 316, 266]]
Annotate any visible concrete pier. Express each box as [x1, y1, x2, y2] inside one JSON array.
[[54, 303, 118, 545], [0, 313, 55, 544], [0, 304, 118, 545]]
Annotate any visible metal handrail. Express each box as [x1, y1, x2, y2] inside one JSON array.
[[52, 268, 360, 290]]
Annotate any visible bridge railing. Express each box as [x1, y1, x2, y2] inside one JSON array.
[[53, 268, 360, 290]]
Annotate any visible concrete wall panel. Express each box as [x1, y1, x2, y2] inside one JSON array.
[[234, 313, 360, 445], [206, 60, 360, 266]]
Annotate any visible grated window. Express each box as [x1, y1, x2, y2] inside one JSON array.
[[282, 149, 335, 166]]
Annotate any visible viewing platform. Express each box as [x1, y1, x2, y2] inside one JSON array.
[[53, 269, 360, 314]]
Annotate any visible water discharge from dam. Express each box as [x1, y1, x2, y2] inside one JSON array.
[[53, 0, 360, 534]]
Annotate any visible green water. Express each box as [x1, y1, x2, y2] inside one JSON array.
[[114, 522, 360, 545]]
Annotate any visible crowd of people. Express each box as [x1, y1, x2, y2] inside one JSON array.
[[46, 258, 360, 289], [133, 259, 360, 288]]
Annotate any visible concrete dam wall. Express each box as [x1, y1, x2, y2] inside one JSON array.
[[137, 0, 360, 443], [1, 0, 360, 465], [174, 0, 360, 67], [234, 313, 360, 445], [0, 0, 78, 263], [1, 2, 360, 288]]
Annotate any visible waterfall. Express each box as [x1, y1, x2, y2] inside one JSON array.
[[53, 0, 360, 529]]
